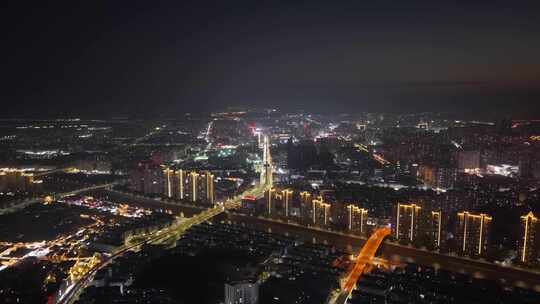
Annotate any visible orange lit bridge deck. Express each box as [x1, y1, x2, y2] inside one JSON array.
[[333, 227, 391, 304]]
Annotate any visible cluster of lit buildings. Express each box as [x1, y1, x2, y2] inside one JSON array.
[[244, 187, 540, 264], [394, 202, 540, 264], [128, 162, 215, 205], [242, 188, 369, 236], [263, 188, 333, 228], [162, 167, 214, 205], [347, 204, 369, 235], [394, 202, 491, 257]]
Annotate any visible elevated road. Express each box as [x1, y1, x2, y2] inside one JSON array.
[[148, 206, 225, 246], [56, 206, 224, 304], [34, 167, 76, 177], [332, 227, 391, 304], [0, 182, 118, 215], [56, 182, 119, 198], [55, 183, 266, 304]]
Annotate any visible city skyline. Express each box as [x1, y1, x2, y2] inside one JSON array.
[[1, 1, 540, 303], [1, 111, 540, 303]]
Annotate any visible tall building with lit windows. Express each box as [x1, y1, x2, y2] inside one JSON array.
[[163, 167, 174, 198], [456, 212, 492, 257], [429, 210, 443, 250], [347, 204, 368, 235], [518, 212, 539, 264], [313, 197, 330, 227], [188, 171, 199, 202], [299, 191, 311, 205], [281, 189, 293, 218], [299, 191, 312, 223], [175, 169, 185, 199], [265, 188, 276, 216], [204, 171, 214, 205], [160, 167, 214, 204], [395, 203, 422, 243]]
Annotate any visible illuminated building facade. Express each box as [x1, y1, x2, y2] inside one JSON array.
[[281, 189, 293, 218], [395, 203, 422, 244], [189, 171, 214, 204], [313, 197, 330, 227], [347, 204, 368, 235], [175, 169, 185, 199], [204, 171, 214, 205], [429, 210, 443, 249], [518, 212, 539, 264], [299, 191, 312, 223], [299, 191, 311, 205], [188, 171, 199, 202], [456, 212, 491, 257], [162, 169, 214, 204], [163, 167, 182, 199], [265, 188, 276, 216], [263, 188, 293, 218], [163, 167, 174, 198]]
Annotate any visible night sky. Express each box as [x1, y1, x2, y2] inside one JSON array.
[[2, 1, 540, 118]]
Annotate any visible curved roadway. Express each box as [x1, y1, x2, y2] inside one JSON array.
[[334, 227, 391, 304]]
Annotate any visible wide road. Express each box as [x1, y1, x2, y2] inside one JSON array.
[[55, 185, 266, 304], [56, 204, 226, 304], [223, 213, 540, 291]]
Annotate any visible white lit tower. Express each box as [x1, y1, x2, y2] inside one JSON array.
[[260, 135, 273, 188]]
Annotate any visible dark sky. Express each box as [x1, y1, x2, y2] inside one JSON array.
[[2, 0, 540, 118]]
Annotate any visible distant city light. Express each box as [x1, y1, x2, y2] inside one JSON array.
[[486, 164, 519, 177]]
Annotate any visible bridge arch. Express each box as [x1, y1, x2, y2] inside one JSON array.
[[334, 227, 391, 304]]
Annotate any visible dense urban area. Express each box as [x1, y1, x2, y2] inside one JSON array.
[[1, 110, 540, 303]]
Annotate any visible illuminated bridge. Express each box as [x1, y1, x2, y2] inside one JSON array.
[[0, 182, 119, 216], [332, 227, 391, 304], [155, 184, 266, 246]]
